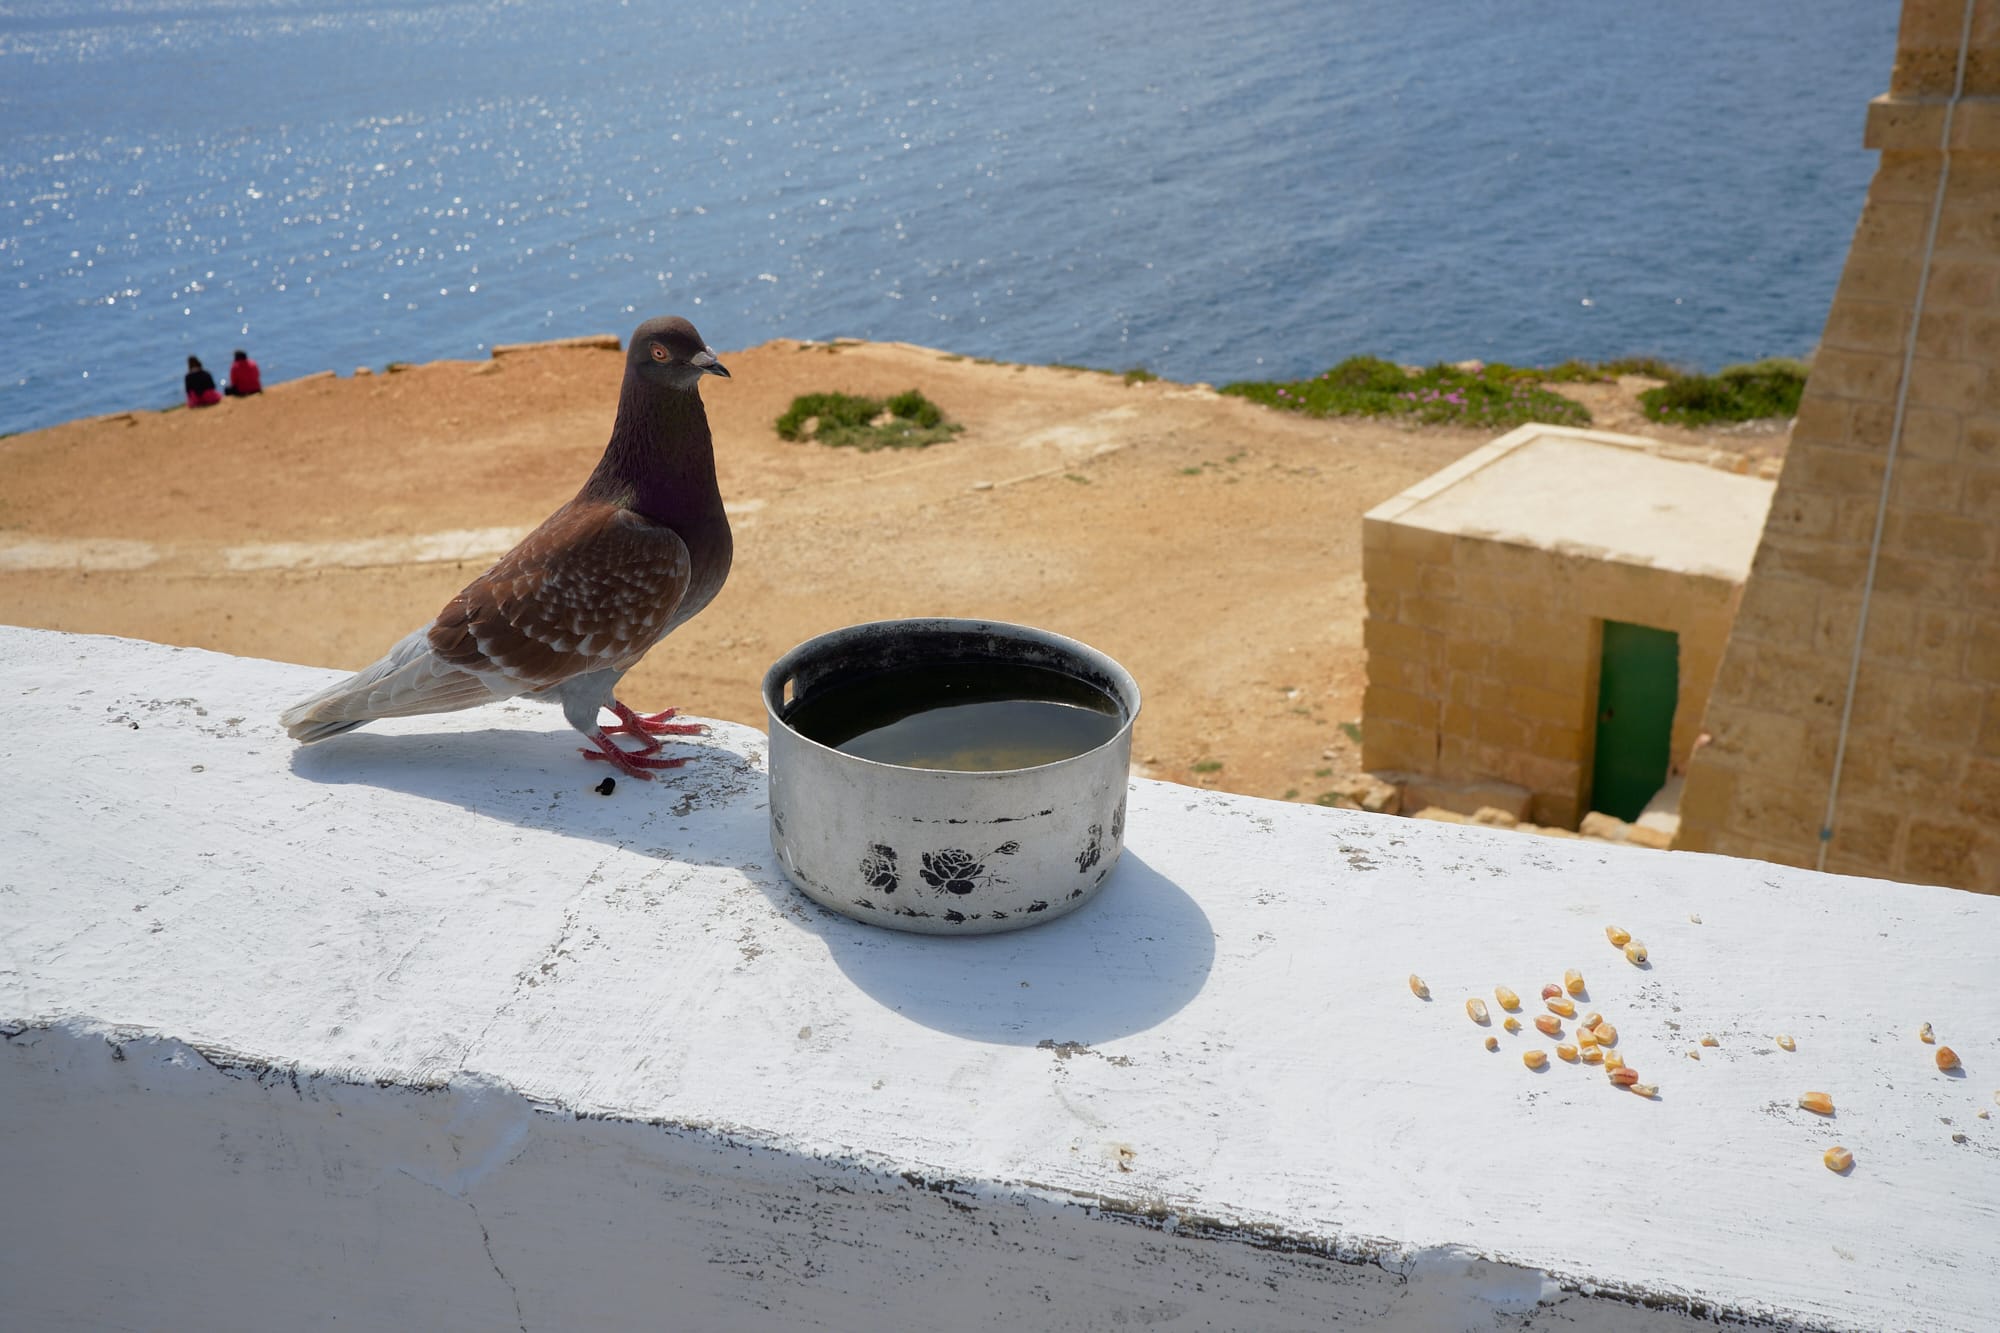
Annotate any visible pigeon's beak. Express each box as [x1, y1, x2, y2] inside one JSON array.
[[692, 348, 730, 378]]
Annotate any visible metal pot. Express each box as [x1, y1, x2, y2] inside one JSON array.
[[762, 618, 1140, 935]]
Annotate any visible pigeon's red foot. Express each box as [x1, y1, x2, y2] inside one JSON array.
[[604, 702, 708, 753], [581, 730, 692, 780]]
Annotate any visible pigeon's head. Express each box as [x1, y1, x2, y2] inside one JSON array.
[[630, 315, 730, 390]]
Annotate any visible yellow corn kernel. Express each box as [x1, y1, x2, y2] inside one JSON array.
[[1937, 1046, 1961, 1072], [1504, 1017, 1522, 1034], [1823, 1145, 1853, 1173], [1523, 1050, 1548, 1070], [1606, 925, 1630, 948], [1583, 1012, 1603, 1030], [1918, 1022, 1934, 1044], [1603, 1051, 1625, 1071], [1408, 974, 1430, 1000], [1576, 1026, 1600, 1048], [1485, 1035, 1499, 1051], [1799, 1091, 1834, 1115], [1494, 986, 1521, 1012], [1700, 1033, 1719, 1047], [1564, 968, 1585, 996], [1466, 997, 1489, 1025], [1546, 996, 1576, 1018], [1594, 1022, 1618, 1047], [1624, 941, 1648, 966], [1630, 1082, 1659, 1097], [1610, 1066, 1639, 1086], [1535, 1014, 1562, 1037], [1556, 1043, 1578, 1062], [1775, 1034, 1796, 1052], [1540, 983, 1563, 1001], [1688, 1048, 1701, 1060], [1581, 1046, 1605, 1065]]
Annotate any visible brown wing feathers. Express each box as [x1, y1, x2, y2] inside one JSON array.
[[428, 500, 692, 688]]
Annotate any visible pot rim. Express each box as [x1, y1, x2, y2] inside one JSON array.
[[761, 617, 1142, 777]]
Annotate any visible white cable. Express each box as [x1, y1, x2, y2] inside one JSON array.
[[1817, 0, 1974, 871]]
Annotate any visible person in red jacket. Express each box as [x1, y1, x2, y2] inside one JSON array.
[[225, 348, 262, 397], [184, 356, 221, 407]]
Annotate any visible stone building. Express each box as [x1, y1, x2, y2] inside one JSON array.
[[1676, 0, 2000, 893], [1361, 425, 1773, 830]]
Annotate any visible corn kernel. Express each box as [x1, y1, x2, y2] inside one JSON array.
[[1610, 1067, 1639, 1086], [1504, 1017, 1522, 1034], [1535, 1014, 1563, 1037], [1918, 1022, 1934, 1044], [1936, 1046, 1961, 1072], [1606, 925, 1630, 947], [1466, 997, 1489, 1025], [1978, 1109, 1991, 1120], [1556, 1043, 1578, 1061], [1581, 1047, 1605, 1065], [1603, 1051, 1625, 1071], [1776, 1034, 1796, 1051], [1546, 996, 1576, 1018], [1576, 1026, 1599, 1047], [1540, 983, 1563, 1000], [1583, 1012, 1603, 1029], [1485, 1035, 1499, 1051], [1624, 942, 1648, 966], [1632, 1082, 1659, 1097], [1564, 968, 1585, 996], [1523, 1050, 1548, 1070], [1700, 1033, 1718, 1047], [1688, 1048, 1701, 1060], [1688, 913, 1702, 924], [1823, 1146, 1853, 1173], [1799, 1091, 1834, 1115], [1594, 1023, 1618, 1047], [1408, 974, 1430, 1000], [1494, 986, 1520, 1012]]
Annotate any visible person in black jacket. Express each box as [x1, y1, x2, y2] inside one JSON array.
[[184, 355, 221, 407]]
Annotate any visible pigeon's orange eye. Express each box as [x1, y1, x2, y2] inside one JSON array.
[[650, 343, 668, 361]]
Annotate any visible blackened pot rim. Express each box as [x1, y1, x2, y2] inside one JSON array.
[[762, 617, 1142, 777]]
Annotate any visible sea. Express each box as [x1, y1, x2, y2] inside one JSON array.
[[1, 1, 1898, 436]]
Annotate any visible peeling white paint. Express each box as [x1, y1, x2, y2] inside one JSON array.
[[2, 626, 1997, 1331]]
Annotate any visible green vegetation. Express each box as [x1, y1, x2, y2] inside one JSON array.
[[1638, 358, 1809, 426], [1338, 721, 1363, 745], [775, 389, 960, 451], [1191, 759, 1223, 774], [1122, 367, 1159, 385], [1220, 357, 1592, 429]]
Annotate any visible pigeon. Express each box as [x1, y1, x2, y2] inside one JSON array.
[[280, 315, 733, 779]]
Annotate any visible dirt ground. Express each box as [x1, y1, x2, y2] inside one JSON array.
[[0, 338, 1785, 804]]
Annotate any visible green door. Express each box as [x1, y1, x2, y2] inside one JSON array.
[[1590, 621, 1679, 822]]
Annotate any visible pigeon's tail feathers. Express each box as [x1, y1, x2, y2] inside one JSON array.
[[280, 626, 519, 742], [288, 716, 369, 745]]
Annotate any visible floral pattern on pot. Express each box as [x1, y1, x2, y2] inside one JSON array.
[[1076, 823, 1103, 873], [859, 843, 899, 894], [917, 840, 1020, 896]]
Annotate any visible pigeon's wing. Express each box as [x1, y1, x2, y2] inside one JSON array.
[[427, 499, 693, 688]]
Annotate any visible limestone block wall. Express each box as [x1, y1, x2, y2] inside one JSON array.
[[1362, 519, 1741, 829], [1678, 0, 2000, 892]]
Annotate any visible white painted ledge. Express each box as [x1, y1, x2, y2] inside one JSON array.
[[2, 626, 1996, 1332]]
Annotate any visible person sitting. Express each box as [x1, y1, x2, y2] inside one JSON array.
[[184, 356, 222, 408], [225, 348, 262, 397]]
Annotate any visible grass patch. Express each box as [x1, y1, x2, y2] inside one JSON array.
[[1338, 721, 1363, 745], [1122, 367, 1158, 385], [1638, 358, 1808, 426], [1191, 759, 1223, 774], [775, 389, 960, 451], [1221, 356, 1591, 429], [1281, 787, 1299, 801]]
